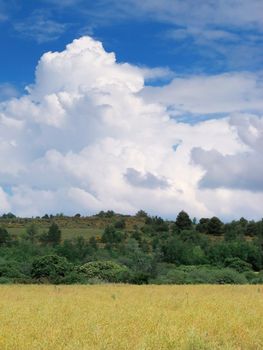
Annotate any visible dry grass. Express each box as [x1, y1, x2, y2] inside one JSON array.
[[0, 285, 262, 349]]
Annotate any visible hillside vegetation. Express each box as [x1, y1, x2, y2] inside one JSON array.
[[0, 210, 263, 284]]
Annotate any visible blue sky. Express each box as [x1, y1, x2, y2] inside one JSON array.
[[1, 0, 262, 89], [0, 0, 263, 219]]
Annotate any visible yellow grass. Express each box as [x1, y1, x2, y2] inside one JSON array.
[[0, 285, 262, 349]]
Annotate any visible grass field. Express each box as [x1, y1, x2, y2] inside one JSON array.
[[7, 227, 103, 240], [0, 285, 262, 349]]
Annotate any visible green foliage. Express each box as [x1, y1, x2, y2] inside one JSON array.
[[1, 212, 16, 219], [224, 257, 252, 273], [0, 227, 11, 246], [101, 225, 124, 245], [31, 255, 72, 283], [77, 261, 130, 283], [135, 210, 148, 218], [175, 211, 192, 230], [120, 239, 157, 283], [0, 260, 25, 279], [114, 219, 126, 229], [24, 223, 39, 244], [40, 223, 61, 246], [0, 212, 262, 285], [207, 217, 223, 235], [153, 265, 248, 284]]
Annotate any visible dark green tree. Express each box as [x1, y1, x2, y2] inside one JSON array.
[[25, 223, 38, 244], [196, 218, 210, 233], [207, 217, 223, 235], [41, 222, 61, 245], [101, 225, 124, 245], [175, 211, 192, 230], [0, 227, 11, 246], [31, 255, 72, 283]]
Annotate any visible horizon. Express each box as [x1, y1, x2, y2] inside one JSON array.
[[0, 1, 263, 220]]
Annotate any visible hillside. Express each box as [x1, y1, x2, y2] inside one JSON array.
[[0, 210, 263, 285]]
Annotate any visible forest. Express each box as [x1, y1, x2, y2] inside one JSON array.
[[0, 210, 263, 285]]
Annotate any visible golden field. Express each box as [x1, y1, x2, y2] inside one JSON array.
[[0, 285, 262, 350]]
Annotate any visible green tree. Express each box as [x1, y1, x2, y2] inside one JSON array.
[[196, 218, 210, 233], [175, 211, 192, 230], [41, 222, 61, 245], [25, 223, 38, 244], [0, 227, 11, 246], [207, 217, 223, 235], [31, 255, 72, 283], [101, 225, 124, 245]]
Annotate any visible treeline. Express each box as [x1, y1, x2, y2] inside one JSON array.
[[1, 210, 263, 284]]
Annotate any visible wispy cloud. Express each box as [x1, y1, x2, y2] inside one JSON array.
[[14, 11, 67, 43]]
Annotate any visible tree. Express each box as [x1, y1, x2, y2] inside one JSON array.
[[175, 211, 192, 230], [207, 217, 223, 235], [25, 223, 38, 244], [41, 222, 61, 245], [114, 218, 126, 229], [31, 255, 72, 283], [120, 239, 157, 284], [42, 214, 49, 219], [0, 227, 11, 246], [89, 236, 98, 250], [196, 218, 210, 233], [101, 225, 124, 245], [135, 210, 148, 218], [246, 220, 257, 236]]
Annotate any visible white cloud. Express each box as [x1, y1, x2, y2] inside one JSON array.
[[14, 12, 66, 43], [0, 36, 263, 219], [192, 114, 263, 192], [0, 83, 19, 102], [142, 72, 263, 115], [112, 0, 263, 30]]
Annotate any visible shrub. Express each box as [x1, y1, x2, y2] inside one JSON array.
[[77, 261, 130, 283], [0, 260, 24, 279], [31, 255, 73, 283], [0, 227, 11, 246], [224, 257, 252, 273], [0, 277, 13, 284], [211, 268, 247, 284], [114, 219, 126, 229]]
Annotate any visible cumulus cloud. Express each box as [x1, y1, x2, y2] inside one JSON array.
[[0, 35, 263, 219], [141, 72, 263, 116], [192, 115, 263, 192], [0, 83, 19, 102], [125, 168, 169, 189]]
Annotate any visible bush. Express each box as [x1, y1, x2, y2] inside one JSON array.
[[31, 255, 73, 283], [210, 268, 247, 284], [0, 260, 24, 279], [152, 265, 248, 284], [0, 277, 13, 284], [0, 227, 11, 246], [77, 261, 130, 283], [114, 219, 126, 229], [224, 257, 252, 273], [60, 270, 87, 284]]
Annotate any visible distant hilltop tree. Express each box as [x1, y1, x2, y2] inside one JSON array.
[[1, 213, 16, 219], [175, 211, 192, 230], [135, 210, 148, 218]]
